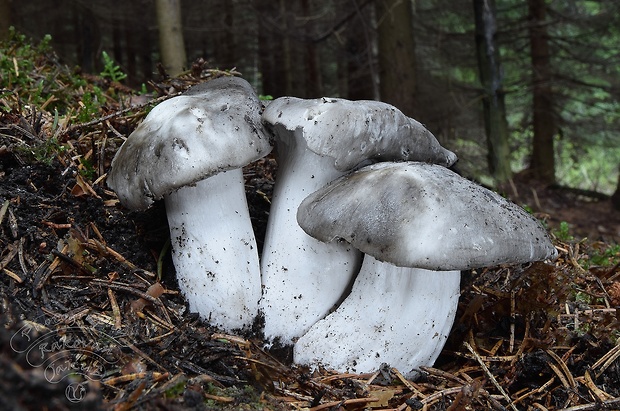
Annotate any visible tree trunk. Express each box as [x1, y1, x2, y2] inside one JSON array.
[[473, 0, 512, 183], [112, 23, 123, 68], [302, 0, 323, 97], [345, 2, 376, 101], [256, 0, 287, 97], [279, 0, 294, 96], [140, 24, 153, 82], [0, 0, 11, 40], [376, 0, 417, 117], [124, 20, 137, 83], [155, 0, 187, 76], [72, 3, 100, 74], [213, 0, 235, 69], [527, 0, 556, 184]]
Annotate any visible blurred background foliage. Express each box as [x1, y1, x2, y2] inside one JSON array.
[[1, 0, 619, 195]]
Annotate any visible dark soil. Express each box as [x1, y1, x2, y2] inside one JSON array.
[[2, 145, 620, 410], [0, 153, 281, 410]]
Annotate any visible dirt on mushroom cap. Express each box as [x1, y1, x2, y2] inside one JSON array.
[[297, 161, 558, 270], [262, 97, 457, 171], [107, 76, 272, 210]]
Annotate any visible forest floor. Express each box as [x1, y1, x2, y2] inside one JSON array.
[[501, 171, 620, 245], [1, 37, 620, 410]]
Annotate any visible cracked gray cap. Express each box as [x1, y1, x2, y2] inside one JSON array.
[[107, 76, 272, 210], [262, 97, 457, 171], [297, 162, 557, 270]]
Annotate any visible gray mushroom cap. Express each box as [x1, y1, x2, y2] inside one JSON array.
[[297, 162, 557, 270], [262, 97, 457, 171], [107, 76, 272, 210]]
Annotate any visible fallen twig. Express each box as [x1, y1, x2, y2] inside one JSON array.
[[465, 342, 519, 411], [308, 396, 380, 411]]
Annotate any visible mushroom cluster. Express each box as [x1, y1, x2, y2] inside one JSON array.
[[260, 97, 457, 344], [107, 77, 557, 378]]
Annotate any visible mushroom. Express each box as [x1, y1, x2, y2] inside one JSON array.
[[259, 97, 458, 344], [107, 76, 272, 331], [293, 161, 557, 377]]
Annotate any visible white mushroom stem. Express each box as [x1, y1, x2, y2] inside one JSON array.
[[164, 168, 261, 331], [260, 137, 362, 344], [294, 255, 461, 379]]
